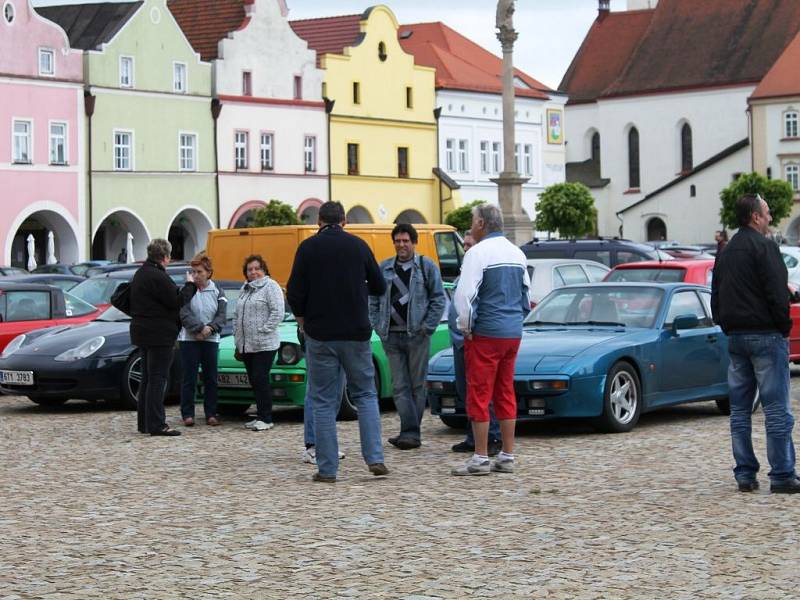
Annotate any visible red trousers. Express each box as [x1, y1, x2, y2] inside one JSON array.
[[464, 334, 520, 422]]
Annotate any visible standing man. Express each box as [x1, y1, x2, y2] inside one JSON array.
[[714, 230, 728, 254], [711, 193, 799, 493], [452, 204, 530, 476], [369, 223, 445, 450], [287, 201, 388, 482]]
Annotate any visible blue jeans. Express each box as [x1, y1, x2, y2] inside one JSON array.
[[384, 332, 431, 442], [728, 333, 796, 484], [305, 335, 384, 477], [453, 342, 501, 445], [304, 368, 346, 446], [179, 341, 219, 419]]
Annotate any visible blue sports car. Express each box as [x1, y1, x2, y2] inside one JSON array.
[[427, 282, 731, 433]]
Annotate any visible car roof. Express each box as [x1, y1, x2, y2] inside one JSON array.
[[0, 274, 84, 282], [525, 258, 610, 268], [0, 281, 59, 291], [521, 238, 655, 251], [561, 281, 707, 291], [612, 259, 715, 269]]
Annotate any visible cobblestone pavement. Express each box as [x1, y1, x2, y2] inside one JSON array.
[[2, 377, 800, 600]]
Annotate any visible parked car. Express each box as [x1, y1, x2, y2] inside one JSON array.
[[520, 238, 673, 267], [0, 273, 85, 292], [0, 282, 101, 353], [70, 265, 199, 310], [427, 282, 732, 432], [31, 263, 83, 276], [209, 284, 456, 420], [780, 246, 800, 284], [0, 281, 243, 408], [526, 259, 609, 307], [661, 245, 715, 259], [70, 260, 113, 277], [0, 266, 28, 276], [604, 259, 715, 287]]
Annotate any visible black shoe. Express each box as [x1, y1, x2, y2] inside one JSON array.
[[451, 441, 475, 453], [368, 463, 389, 476], [150, 427, 181, 437], [737, 480, 759, 492], [488, 440, 503, 457], [395, 438, 420, 450], [388, 436, 401, 448], [770, 479, 800, 494]]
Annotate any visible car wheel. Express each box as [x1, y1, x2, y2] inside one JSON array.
[[595, 361, 641, 433], [119, 352, 142, 410], [715, 390, 760, 415], [440, 415, 468, 429], [28, 397, 68, 407], [217, 403, 251, 417]]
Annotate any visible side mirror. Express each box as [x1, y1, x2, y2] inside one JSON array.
[[791, 290, 800, 304], [672, 313, 699, 333]]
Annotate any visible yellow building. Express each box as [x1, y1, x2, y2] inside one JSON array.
[[291, 6, 457, 224]]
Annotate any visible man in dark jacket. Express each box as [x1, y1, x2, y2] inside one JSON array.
[[287, 201, 388, 482], [711, 193, 799, 493], [130, 238, 193, 436]]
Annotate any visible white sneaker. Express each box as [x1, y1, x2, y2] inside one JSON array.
[[302, 447, 345, 465], [244, 419, 259, 430], [251, 420, 274, 431]]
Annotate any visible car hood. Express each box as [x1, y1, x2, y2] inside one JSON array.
[[12, 320, 131, 356]]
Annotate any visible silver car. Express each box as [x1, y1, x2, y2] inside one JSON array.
[[526, 258, 610, 307]]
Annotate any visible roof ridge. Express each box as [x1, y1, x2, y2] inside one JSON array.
[[289, 13, 362, 24]]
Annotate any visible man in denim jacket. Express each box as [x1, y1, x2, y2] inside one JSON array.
[[369, 223, 446, 449]]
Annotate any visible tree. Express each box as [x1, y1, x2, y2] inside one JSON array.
[[534, 182, 597, 238], [719, 172, 794, 231], [445, 200, 485, 233], [251, 200, 301, 227]]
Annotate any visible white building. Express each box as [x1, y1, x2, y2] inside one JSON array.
[[169, 0, 328, 228], [399, 22, 566, 224]]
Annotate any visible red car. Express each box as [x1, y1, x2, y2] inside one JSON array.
[[0, 282, 101, 354], [605, 259, 800, 362]]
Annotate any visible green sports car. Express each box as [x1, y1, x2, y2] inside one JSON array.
[[205, 284, 454, 420]]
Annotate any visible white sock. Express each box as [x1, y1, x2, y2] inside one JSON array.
[[498, 451, 515, 461], [471, 453, 489, 463]]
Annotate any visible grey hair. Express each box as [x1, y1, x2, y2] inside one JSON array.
[[147, 238, 172, 262], [472, 203, 503, 233]]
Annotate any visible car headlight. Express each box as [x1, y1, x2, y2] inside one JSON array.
[[278, 343, 302, 365], [54, 336, 106, 362], [1, 334, 26, 359]]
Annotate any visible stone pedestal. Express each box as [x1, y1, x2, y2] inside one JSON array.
[[492, 173, 532, 245]]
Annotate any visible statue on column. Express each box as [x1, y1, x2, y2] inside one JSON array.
[[496, 0, 515, 36]]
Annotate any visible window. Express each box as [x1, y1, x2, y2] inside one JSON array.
[[260, 133, 273, 170], [480, 141, 489, 174], [5, 291, 50, 322], [119, 56, 133, 88], [573, 250, 610, 266], [234, 131, 248, 169], [397, 146, 408, 178], [304, 136, 316, 172], [353, 81, 361, 105], [665, 290, 711, 327], [406, 86, 413, 109], [457, 139, 468, 173], [584, 264, 608, 282], [523, 144, 533, 176], [4, 1, 15, 24], [690, 184, 696, 197], [12, 120, 31, 163], [445, 139, 455, 172], [179, 133, 196, 171], [787, 164, 800, 191], [347, 143, 359, 175], [63, 292, 96, 318], [113, 131, 132, 170], [173, 62, 187, 93], [49, 122, 67, 165], [294, 76, 302, 100], [591, 131, 600, 162], [680, 123, 693, 172], [242, 71, 252, 96], [378, 41, 387, 62], [554, 265, 589, 286], [617, 251, 646, 265], [39, 48, 54, 76], [628, 127, 640, 189], [514, 143, 521, 173], [785, 111, 799, 138], [492, 142, 501, 173]]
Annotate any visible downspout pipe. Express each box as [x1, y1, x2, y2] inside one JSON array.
[[211, 99, 222, 229], [324, 97, 335, 202], [84, 92, 95, 258], [434, 106, 443, 224]]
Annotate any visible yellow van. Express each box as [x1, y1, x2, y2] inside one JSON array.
[[206, 224, 464, 287]]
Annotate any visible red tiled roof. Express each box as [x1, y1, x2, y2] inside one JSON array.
[[398, 22, 550, 100], [751, 30, 800, 101], [558, 9, 654, 104], [167, 0, 250, 62], [289, 14, 364, 67]]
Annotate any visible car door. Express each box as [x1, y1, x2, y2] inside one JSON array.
[[0, 290, 53, 350], [657, 289, 719, 400]]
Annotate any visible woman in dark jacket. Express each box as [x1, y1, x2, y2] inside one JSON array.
[[130, 238, 194, 436]]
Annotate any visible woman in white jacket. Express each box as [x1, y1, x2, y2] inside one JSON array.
[[234, 254, 285, 431]]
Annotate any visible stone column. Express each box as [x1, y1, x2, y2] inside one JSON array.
[[491, 0, 532, 245]]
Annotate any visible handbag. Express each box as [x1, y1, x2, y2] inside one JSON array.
[[110, 282, 132, 315]]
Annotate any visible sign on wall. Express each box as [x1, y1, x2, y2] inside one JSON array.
[[546, 109, 563, 145]]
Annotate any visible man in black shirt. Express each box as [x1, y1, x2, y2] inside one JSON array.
[[287, 201, 388, 482], [711, 193, 799, 493]]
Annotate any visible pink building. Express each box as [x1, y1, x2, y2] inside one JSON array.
[[0, 0, 85, 268]]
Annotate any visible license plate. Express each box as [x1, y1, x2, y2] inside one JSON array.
[[441, 408, 456, 414], [527, 408, 545, 416], [0, 370, 34, 386], [272, 389, 286, 398], [217, 373, 250, 387]]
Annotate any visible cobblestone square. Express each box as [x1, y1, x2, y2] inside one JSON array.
[[2, 379, 800, 599]]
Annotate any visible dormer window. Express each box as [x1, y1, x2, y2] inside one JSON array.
[[3, 1, 15, 25], [39, 48, 55, 76], [378, 42, 387, 62]]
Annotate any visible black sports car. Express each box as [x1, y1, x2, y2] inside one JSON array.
[[0, 280, 242, 409]]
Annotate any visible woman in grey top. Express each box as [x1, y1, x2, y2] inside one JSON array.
[[234, 254, 285, 431], [179, 254, 227, 426]]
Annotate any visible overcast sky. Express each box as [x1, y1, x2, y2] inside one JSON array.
[[33, 0, 627, 89]]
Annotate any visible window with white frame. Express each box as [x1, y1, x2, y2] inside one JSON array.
[[260, 133, 273, 170], [39, 48, 54, 76], [457, 139, 468, 173], [479, 141, 489, 174], [523, 144, 533, 176], [514, 143, 521, 173], [304, 136, 316, 172], [173, 62, 187, 93], [786, 111, 799, 138], [445, 138, 455, 172], [49, 122, 67, 165], [492, 142, 501, 173], [119, 56, 133, 88], [179, 133, 196, 171], [13, 120, 31, 163], [235, 131, 248, 169], [787, 164, 800, 191], [113, 131, 132, 170]]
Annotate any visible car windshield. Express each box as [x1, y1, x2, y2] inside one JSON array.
[[606, 268, 687, 283], [525, 286, 665, 329], [70, 278, 124, 305], [64, 292, 98, 317], [95, 306, 130, 322]]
